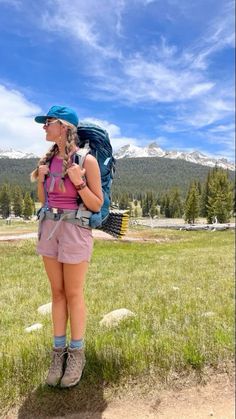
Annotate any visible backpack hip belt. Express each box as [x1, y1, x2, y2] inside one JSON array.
[[38, 207, 92, 241]]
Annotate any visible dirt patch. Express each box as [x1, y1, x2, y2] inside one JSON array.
[[0, 230, 169, 244], [4, 373, 234, 419], [0, 232, 37, 241]]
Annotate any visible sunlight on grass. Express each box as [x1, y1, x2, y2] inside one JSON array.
[[0, 229, 234, 413], [0, 219, 37, 235]]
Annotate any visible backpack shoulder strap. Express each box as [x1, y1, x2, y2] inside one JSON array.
[[73, 145, 90, 168]]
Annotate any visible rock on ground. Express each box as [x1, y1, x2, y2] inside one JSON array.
[[37, 302, 52, 315], [25, 323, 43, 333], [100, 308, 136, 327]]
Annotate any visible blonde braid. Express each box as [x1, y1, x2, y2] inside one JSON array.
[[30, 143, 58, 182], [59, 126, 78, 191]]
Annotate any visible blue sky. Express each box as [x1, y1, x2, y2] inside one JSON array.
[[0, 0, 234, 160]]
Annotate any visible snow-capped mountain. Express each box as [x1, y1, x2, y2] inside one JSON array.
[[0, 145, 234, 171], [0, 148, 38, 159], [114, 143, 235, 171]]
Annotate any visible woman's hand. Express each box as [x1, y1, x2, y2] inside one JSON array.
[[67, 163, 86, 187], [38, 165, 49, 183]]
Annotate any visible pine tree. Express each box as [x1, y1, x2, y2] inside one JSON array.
[[197, 181, 202, 195], [141, 191, 157, 217], [169, 187, 183, 218], [119, 192, 129, 210], [164, 193, 171, 218], [206, 169, 233, 223], [200, 171, 212, 217], [160, 194, 165, 215], [184, 182, 200, 223], [12, 185, 24, 217], [23, 192, 34, 219], [149, 202, 158, 218], [0, 184, 11, 218]]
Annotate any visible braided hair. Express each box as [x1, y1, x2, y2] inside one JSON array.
[[59, 122, 78, 191], [30, 121, 78, 191]]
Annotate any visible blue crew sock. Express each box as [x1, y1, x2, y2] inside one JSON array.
[[69, 338, 84, 350], [54, 335, 66, 348]]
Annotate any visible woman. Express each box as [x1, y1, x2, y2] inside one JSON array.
[[31, 105, 103, 388]]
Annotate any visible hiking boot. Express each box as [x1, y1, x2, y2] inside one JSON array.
[[60, 347, 86, 388], [46, 347, 67, 386]]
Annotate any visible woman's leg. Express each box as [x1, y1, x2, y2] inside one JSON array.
[[63, 261, 88, 340], [60, 261, 88, 388], [43, 256, 68, 386], [43, 256, 68, 337]]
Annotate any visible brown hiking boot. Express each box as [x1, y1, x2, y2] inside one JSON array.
[[60, 347, 86, 388], [46, 347, 67, 386]]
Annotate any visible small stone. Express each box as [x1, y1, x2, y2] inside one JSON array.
[[37, 302, 52, 315], [100, 308, 136, 328], [201, 311, 215, 318], [184, 315, 190, 324], [25, 323, 43, 333], [172, 286, 179, 291]]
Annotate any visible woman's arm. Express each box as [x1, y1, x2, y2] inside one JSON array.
[[68, 155, 103, 212], [37, 165, 49, 205], [37, 182, 45, 204]]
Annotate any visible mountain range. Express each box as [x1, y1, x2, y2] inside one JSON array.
[[114, 143, 235, 171], [0, 148, 37, 159], [0, 144, 234, 171]]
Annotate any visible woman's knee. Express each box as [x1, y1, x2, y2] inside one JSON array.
[[51, 287, 66, 303], [65, 290, 85, 306]]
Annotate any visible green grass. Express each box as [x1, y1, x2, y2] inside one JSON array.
[[0, 228, 234, 414], [0, 219, 37, 235]]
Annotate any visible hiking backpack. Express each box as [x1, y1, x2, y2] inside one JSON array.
[[75, 122, 116, 229]]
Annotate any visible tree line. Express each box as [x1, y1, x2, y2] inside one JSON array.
[[0, 184, 35, 219], [0, 166, 234, 223], [113, 167, 234, 224]]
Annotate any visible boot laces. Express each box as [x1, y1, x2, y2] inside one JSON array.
[[49, 351, 64, 373], [66, 351, 83, 373]]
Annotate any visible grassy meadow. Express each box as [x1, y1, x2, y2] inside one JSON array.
[[0, 219, 37, 236], [0, 226, 234, 415]]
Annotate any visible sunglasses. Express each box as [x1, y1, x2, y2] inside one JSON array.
[[44, 119, 59, 127]]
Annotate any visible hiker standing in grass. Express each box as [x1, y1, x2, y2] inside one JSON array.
[[31, 106, 103, 387]]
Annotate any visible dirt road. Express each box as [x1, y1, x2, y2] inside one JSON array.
[[101, 375, 234, 419], [4, 373, 234, 419]]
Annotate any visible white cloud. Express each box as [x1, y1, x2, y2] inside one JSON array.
[[37, 0, 233, 110], [187, 2, 235, 70], [81, 117, 138, 150], [199, 130, 235, 162], [0, 90, 140, 155], [141, 0, 158, 4], [181, 96, 234, 129], [41, 0, 123, 59], [111, 136, 139, 151], [208, 123, 235, 133], [81, 117, 121, 137], [112, 56, 214, 103], [1, 1, 234, 160], [0, 84, 46, 156]]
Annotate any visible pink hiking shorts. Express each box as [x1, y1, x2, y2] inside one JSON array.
[[37, 219, 93, 264]]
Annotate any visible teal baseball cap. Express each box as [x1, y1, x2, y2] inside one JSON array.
[[35, 105, 79, 127]]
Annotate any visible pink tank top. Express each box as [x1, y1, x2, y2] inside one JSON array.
[[46, 156, 79, 210]]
